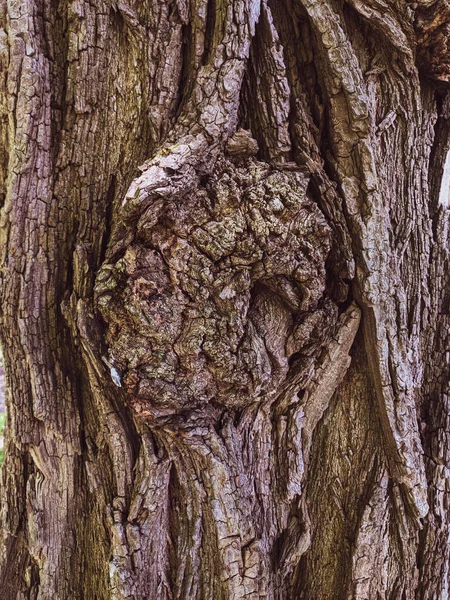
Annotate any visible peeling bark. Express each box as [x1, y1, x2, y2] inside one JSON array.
[[0, 0, 449, 598]]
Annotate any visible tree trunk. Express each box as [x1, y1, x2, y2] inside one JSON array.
[[0, 0, 449, 598]]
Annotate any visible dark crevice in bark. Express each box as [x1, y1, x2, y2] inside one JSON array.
[[429, 89, 450, 215], [174, 21, 195, 121], [72, 358, 93, 458], [99, 175, 116, 269], [287, 352, 302, 367], [335, 279, 354, 313], [202, 0, 217, 66], [65, 249, 75, 303], [269, 0, 323, 129], [167, 460, 181, 597], [110, 5, 126, 31]]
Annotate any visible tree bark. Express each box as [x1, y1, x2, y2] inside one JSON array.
[[0, 0, 449, 598]]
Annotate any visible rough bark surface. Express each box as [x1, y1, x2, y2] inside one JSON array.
[[0, 0, 449, 598]]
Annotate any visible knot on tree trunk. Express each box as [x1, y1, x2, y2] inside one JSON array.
[[95, 156, 332, 417]]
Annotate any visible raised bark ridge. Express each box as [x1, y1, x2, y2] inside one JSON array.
[[0, 0, 448, 598]]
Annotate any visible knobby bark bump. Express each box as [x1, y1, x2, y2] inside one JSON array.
[[0, 0, 449, 598]]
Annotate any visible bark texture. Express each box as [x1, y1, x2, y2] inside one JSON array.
[[0, 0, 449, 598]]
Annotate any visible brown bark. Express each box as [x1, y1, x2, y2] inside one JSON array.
[[0, 0, 449, 598]]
